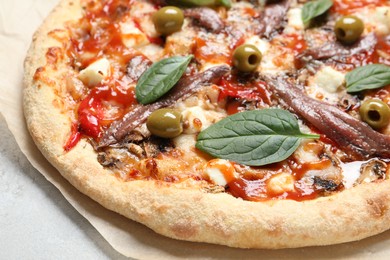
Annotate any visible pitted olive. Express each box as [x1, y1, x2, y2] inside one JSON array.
[[147, 108, 183, 138], [232, 44, 262, 72], [152, 6, 184, 36], [359, 99, 390, 129]]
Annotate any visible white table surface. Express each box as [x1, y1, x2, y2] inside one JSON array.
[[0, 116, 128, 259]]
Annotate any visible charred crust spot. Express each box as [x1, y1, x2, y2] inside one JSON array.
[[313, 177, 340, 192], [366, 197, 388, 218]]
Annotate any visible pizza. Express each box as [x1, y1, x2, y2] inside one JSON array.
[[23, 0, 390, 249]]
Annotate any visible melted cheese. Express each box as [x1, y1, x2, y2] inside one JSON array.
[[120, 20, 149, 48], [78, 58, 111, 87], [284, 8, 304, 34], [356, 6, 390, 35], [267, 173, 295, 195], [204, 159, 237, 186], [307, 66, 345, 104]]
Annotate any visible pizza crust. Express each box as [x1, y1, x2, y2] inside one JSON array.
[[23, 0, 390, 249]]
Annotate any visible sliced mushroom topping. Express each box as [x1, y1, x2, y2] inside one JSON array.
[[98, 65, 230, 148], [266, 76, 390, 160], [143, 137, 175, 158], [357, 159, 387, 184], [313, 177, 341, 192], [184, 8, 224, 33]]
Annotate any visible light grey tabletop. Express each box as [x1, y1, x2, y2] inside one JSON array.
[[0, 116, 128, 259]]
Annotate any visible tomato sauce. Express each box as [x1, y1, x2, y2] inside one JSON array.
[[65, 0, 140, 149], [218, 74, 271, 103], [280, 34, 307, 56], [193, 37, 231, 65], [332, 0, 388, 15], [227, 157, 335, 201]]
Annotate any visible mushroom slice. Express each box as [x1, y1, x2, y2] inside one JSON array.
[[357, 159, 387, 184]]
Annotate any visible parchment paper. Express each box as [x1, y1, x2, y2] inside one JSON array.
[[2, 0, 390, 258]]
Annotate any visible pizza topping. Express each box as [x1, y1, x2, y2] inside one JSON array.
[[356, 158, 387, 183], [232, 44, 262, 72], [332, 0, 388, 15], [98, 65, 229, 147], [298, 32, 377, 65], [176, 0, 232, 8], [267, 76, 390, 159], [126, 55, 153, 82], [256, 0, 291, 38], [146, 108, 183, 138], [152, 6, 184, 36], [183, 7, 224, 33], [359, 99, 390, 129], [346, 64, 390, 93], [334, 15, 365, 45], [204, 159, 237, 186], [196, 109, 319, 166], [78, 58, 111, 87], [135, 55, 193, 104], [301, 0, 333, 27], [267, 172, 295, 195], [312, 66, 345, 94], [54, 0, 390, 203]]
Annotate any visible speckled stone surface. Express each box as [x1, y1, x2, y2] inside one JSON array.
[[0, 116, 128, 259]]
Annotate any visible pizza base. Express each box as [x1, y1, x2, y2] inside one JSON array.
[[23, 0, 390, 249]]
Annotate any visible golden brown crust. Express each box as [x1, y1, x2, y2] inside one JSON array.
[[23, 0, 390, 249]]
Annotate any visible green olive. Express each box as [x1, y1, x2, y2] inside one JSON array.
[[334, 15, 364, 45], [359, 99, 390, 129], [152, 6, 184, 36], [232, 44, 262, 72], [147, 108, 183, 138]]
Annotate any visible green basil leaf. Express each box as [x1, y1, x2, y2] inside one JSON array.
[[196, 109, 319, 166], [136, 55, 192, 104], [167, 0, 231, 8], [301, 0, 333, 26], [346, 64, 390, 93]]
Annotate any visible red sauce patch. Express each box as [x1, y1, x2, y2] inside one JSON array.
[[193, 37, 231, 65], [332, 0, 388, 15], [218, 74, 271, 104]]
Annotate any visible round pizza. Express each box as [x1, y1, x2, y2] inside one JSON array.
[[23, 0, 390, 249]]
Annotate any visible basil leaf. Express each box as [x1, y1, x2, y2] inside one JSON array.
[[301, 0, 333, 26], [196, 109, 319, 166], [346, 64, 390, 93], [136, 56, 192, 104], [167, 0, 231, 8]]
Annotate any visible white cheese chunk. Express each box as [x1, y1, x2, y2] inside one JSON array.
[[357, 6, 390, 35], [204, 159, 237, 186], [267, 173, 295, 195], [245, 36, 270, 55], [120, 20, 149, 48], [205, 168, 229, 186], [181, 106, 210, 134], [284, 8, 304, 34], [173, 134, 197, 156], [313, 66, 345, 93], [78, 58, 110, 87]]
